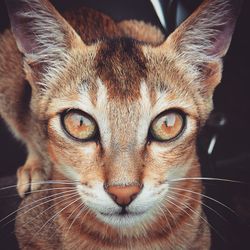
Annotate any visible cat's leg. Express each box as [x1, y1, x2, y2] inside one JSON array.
[[16, 145, 50, 198], [0, 30, 50, 197]]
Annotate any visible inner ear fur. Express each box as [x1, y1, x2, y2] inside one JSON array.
[[198, 61, 223, 95], [5, 0, 84, 89], [160, 0, 242, 92]]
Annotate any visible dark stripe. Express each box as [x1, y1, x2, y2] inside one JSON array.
[[95, 38, 147, 101]]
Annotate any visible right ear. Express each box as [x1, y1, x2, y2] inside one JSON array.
[[5, 0, 84, 89], [154, 0, 242, 96]]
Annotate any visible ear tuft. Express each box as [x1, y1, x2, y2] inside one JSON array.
[[5, 0, 82, 89], [6, 0, 71, 58], [162, 0, 243, 91], [172, 0, 242, 59]]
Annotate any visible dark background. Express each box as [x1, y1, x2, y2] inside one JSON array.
[[0, 0, 250, 249]]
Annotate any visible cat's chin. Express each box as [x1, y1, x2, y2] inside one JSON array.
[[96, 211, 148, 228]]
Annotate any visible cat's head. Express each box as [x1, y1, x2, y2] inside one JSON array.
[[6, 0, 241, 228]]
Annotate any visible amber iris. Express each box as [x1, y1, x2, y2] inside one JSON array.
[[150, 111, 184, 141], [62, 110, 96, 140]]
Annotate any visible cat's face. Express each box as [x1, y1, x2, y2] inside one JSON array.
[[43, 38, 204, 227], [6, 0, 241, 228]]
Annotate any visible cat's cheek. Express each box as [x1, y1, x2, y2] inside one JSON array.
[[143, 142, 196, 184], [47, 117, 98, 163], [47, 137, 98, 171], [47, 142, 59, 165], [47, 141, 104, 184]]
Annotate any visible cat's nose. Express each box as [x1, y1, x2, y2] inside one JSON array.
[[105, 185, 142, 207]]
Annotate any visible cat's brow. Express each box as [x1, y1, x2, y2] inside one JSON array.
[[94, 38, 147, 101], [151, 87, 199, 120], [46, 92, 95, 118], [46, 79, 108, 117]]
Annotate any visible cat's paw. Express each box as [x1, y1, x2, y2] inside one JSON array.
[[17, 161, 48, 198]]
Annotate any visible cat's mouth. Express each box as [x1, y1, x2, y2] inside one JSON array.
[[100, 209, 144, 217], [97, 209, 146, 227]]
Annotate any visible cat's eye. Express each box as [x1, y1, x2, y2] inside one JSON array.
[[149, 110, 185, 141], [61, 110, 97, 141]]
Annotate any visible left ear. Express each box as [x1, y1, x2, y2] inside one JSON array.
[[160, 0, 243, 94], [5, 0, 85, 90]]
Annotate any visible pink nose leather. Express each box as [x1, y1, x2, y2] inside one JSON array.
[[106, 185, 141, 206]]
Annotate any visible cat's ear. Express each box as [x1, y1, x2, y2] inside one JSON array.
[[162, 0, 242, 94], [5, 0, 84, 89]]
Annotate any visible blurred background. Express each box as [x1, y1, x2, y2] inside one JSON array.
[[0, 0, 250, 249]]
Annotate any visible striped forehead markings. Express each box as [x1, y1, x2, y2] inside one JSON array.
[[94, 38, 147, 101]]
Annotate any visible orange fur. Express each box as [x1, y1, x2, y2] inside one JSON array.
[[0, 0, 242, 249]]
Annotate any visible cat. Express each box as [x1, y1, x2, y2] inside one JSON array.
[[0, 0, 242, 249]]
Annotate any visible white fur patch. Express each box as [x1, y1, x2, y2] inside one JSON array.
[[94, 79, 112, 146], [77, 181, 170, 228], [136, 81, 152, 145]]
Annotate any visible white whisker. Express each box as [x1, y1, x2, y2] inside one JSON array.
[[169, 177, 245, 184], [28, 196, 82, 243], [157, 204, 173, 235], [166, 194, 225, 242], [1, 189, 76, 225], [66, 204, 86, 235], [18, 192, 79, 232], [0, 180, 80, 191], [1, 186, 76, 199], [162, 196, 194, 249], [167, 190, 228, 223], [169, 186, 236, 215]]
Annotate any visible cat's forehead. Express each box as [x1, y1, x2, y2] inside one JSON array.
[[43, 38, 201, 142], [44, 37, 198, 121], [93, 38, 147, 101], [45, 37, 196, 115], [48, 37, 193, 106]]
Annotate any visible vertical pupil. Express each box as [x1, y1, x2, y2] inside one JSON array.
[[164, 119, 168, 127], [164, 114, 176, 127], [79, 117, 83, 126]]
